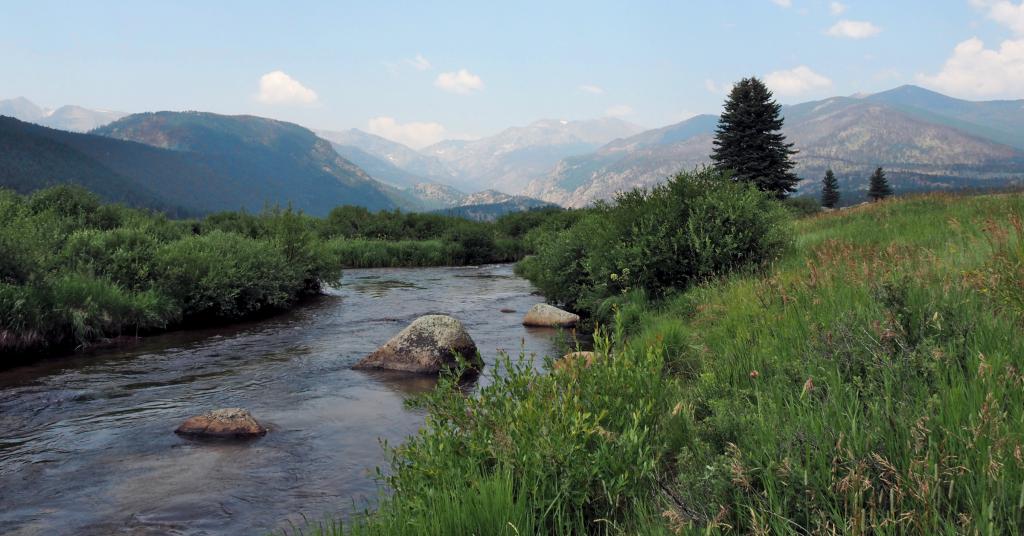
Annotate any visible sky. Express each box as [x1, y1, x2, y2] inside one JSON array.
[[2, 0, 1024, 148]]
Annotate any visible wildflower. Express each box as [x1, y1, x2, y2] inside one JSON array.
[[802, 376, 814, 396], [672, 402, 684, 416], [749, 370, 760, 379]]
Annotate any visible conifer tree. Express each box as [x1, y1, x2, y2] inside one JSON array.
[[867, 166, 892, 201], [711, 77, 799, 199], [821, 168, 840, 208]]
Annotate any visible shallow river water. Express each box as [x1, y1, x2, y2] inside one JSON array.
[[0, 264, 566, 535]]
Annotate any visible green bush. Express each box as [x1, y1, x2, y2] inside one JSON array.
[[522, 168, 792, 314], [154, 231, 299, 320]]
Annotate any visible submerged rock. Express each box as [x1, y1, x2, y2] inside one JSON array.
[[175, 408, 266, 438], [522, 303, 580, 328], [353, 315, 481, 374], [500, 308, 516, 313]]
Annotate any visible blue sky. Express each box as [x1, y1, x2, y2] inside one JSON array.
[[2, 1, 1023, 147]]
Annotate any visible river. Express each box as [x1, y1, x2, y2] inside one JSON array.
[[0, 264, 568, 535]]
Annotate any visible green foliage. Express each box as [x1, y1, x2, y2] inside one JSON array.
[[711, 77, 799, 198], [868, 165, 893, 201], [521, 168, 792, 315], [782, 195, 822, 218], [0, 187, 343, 359], [821, 168, 840, 208], [0, 185, 563, 360], [304, 319, 685, 535], [310, 193, 1024, 535]]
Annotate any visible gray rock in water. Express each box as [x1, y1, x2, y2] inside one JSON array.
[[353, 315, 481, 374], [175, 408, 267, 438], [522, 303, 580, 328]]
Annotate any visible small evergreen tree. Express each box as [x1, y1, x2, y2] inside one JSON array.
[[867, 166, 892, 201], [821, 169, 840, 208], [712, 77, 799, 199]]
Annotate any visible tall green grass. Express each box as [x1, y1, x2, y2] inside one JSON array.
[[306, 192, 1024, 534]]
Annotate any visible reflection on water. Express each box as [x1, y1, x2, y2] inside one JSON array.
[[0, 264, 565, 536]]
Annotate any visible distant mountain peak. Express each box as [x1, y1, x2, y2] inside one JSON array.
[[0, 96, 125, 132]]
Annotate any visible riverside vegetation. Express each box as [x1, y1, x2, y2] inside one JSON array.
[[306, 169, 1024, 534], [0, 185, 566, 360]]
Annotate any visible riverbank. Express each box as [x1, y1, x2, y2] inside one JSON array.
[[0, 264, 562, 535], [315, 192, 1024, 534], [0, 186, 568, 362]]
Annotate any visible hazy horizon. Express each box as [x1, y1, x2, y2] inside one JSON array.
[[3, 1, 1024, 148]]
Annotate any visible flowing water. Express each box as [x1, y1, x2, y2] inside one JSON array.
[[0, 264, 569, 535]]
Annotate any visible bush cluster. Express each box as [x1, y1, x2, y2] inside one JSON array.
[[0, 186, 339, 358], [518, 168, 792, 316], [0, 186, 569, 360]]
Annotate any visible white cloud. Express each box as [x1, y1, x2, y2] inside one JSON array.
[[772, 0, 792, 7], [579, 84, 605, 95], [434, 69, 484, 94], [764, 65, 833, 96], [917, 37, 1024, 98], [255, 71, 318, 105], [829, 1, 847, 15], [971, 0, 1024, 34], [407, 53, 432, 71], [604, 104, 633, 117], [827, 20, 882, 39], [367, 116, 446, 149]]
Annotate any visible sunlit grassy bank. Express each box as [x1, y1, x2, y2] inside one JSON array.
[[310, 191, 1024, 534]]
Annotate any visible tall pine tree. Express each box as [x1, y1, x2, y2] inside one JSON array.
[[867, 166, 892, 201], [821, 168, 840, 208], [712, 77, 799, 199]]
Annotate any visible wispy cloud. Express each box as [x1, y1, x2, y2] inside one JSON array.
[[255, 71, 318, 105], [604, 104, 633, 117], [704, 79, 728, 95], [771, 0, 792, 7], [764, 65, 833, 96], [434, 69, 484, 94], [827, 20, 882, 39], [971, 0, 1024, 34], [579, 84, 605, 95], [829, 1, 846, 15], [406, 53, 432, 71], [367, 116, 446, 149]]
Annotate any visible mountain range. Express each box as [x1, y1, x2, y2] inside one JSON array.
[[1, 112, 403, 215], [522, 86, 1024, 207], [3, 85, 1024, 215], [0, 97, 127, 132]]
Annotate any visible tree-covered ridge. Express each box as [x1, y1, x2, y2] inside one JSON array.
[[0, 113, 407, 217]]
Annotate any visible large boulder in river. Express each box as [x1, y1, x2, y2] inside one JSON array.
[[353, 315, 482, 374], [522, 303, 580, 328], [175, 408, 267, 438]]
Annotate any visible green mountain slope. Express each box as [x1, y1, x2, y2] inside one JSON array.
[[92, 111, 400, 214]]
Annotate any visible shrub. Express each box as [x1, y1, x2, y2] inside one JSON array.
[[154, 230, 299, 320], [523, 168, 792, 314]]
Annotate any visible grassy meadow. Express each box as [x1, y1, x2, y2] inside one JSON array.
[[305, 190, 1024, 534]]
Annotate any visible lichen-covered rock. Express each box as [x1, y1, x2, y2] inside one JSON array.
[[522, 303, 580, 328], [175, 408, 266, 438], [353, 315, 481, 374]]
